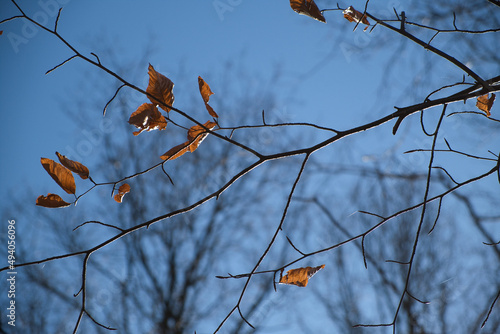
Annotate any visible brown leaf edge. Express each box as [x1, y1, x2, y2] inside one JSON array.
[[198, 76, 219, 118], [279, 264, 325, 287], [160, 121, 217, 161], [146, 64, 175, 112], [290, 0, 326, 23], [476, 93, 496, 117], [128, 103, 168, 136], [114, 183, 131, 203], [343, 6, 370, 30], [41, 157, 76, 195], [36, 193, 71, 208], [56, 152, 90, 179]]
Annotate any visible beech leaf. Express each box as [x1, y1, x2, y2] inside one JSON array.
[[36, 193, 71, 208], [290, 0, 326, 23], [476, 93, 495, 117], [56, 152, 89, 179], [129, 103, 167, 136], [187, 121, 217, 152], [160, 142, 191, 161], [146, 64, 175, 112], [114, 183, 131, 203], [343, 6, 370, 31], [198, 76, 218, 118], [41, 158, 76, 194], [160, 121, 217, 161], [279, 264, 325, 287]]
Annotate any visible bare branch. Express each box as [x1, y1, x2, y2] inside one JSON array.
[[103, 84, 126, 116], [45, 55, 78, 75], [482, 289, 500, 328]]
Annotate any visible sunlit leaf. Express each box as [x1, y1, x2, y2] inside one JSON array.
[[290, 0, 326, 23], [187, 121, 217, 152], [128, 103, 167, 136], [279, 264, 325, 287], [476, 93, 495, 117], [114, 183, 131, 203], [36, 193, 71, 208], [56, 152, 89, 179], [198, 76, 219, 118], [160, 141, 190, 161], [146, 64, 175, 112], [41, 158, 76, 194], [160, 121, 217, 161], [343, 6, 370, 31]]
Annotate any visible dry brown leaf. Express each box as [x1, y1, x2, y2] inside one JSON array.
[[114, 183, 131, 203], [187, 121, 217, 152], [36, 193, 71, 208], [160, 141, 190, 161], [198, 76, 218, 118], [343, 6, 370, 31], [279, 264, 325, 287], [146, 64, 175, 112], [476, 93, 495, 117], [41, 158, 76, 194], [290, 0, 326, 23], [128, 103, 167, 136], [160, 121, 217, 161], [56, 152, 89, 179]]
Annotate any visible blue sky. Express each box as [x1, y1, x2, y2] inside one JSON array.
[[0, 0, 408, 202]]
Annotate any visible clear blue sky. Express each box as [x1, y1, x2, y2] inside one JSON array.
[[0, 0, 412, 202]]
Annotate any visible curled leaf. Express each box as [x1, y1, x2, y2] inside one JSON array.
[[198, 76, 218, 118], [41, 158, 76, 194], [476, 93, 495, 117], [146, 64, 175, 112], [114, 183, 131, 203], [343, 6, 370, 31], [128, 103, 167, 135], [290, 0, 326, 23], [36, 193, 71, 208], [279, 264, 325, 287], [56, 152, 89, 179], [187, 121, 217, 152], [160, 121, 217, 161]]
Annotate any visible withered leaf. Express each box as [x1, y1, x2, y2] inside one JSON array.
[[114, 183, 131, 203], [187, 121, 217, 152], [198, 76, 218, 118], [160, 142, 191, 161], [56, 152, 89, 179], [41, 158, 76, 194], [290, 0, 326, 23], [160, 121, 217, 161], [343, 6, 370, 31], [476, 93, 495, 117], [146, 64, 175, 112], [279, 264, 325, 287], [128, 103, 167, 136], [36, 193, 71, 208]]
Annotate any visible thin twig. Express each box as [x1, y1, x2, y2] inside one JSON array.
[[103, 84, 126, 116], [482, 289, 500, 328], [45, 55, 78, 75], [54, 7, 62, 32]]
